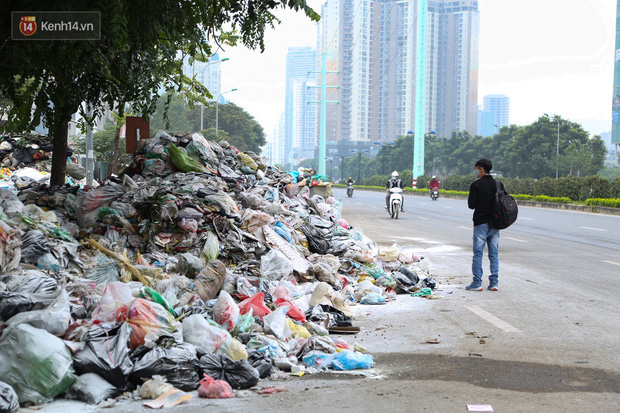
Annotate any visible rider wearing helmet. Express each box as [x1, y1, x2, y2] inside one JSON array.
[[346, 176, 354, 186], [386, 171, 405, 212], [430, 175, 439, 191]]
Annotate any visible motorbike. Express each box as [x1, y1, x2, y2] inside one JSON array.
[[347, 182, 354, 198], [387, 187, 403, 219], [430, 186, 439, 201]]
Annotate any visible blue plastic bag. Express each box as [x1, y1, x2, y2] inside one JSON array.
[[360, 292, 386, 305], [302, 351, 336, 369], [331, 350, 374, 371], [274, 221, 292, 242]]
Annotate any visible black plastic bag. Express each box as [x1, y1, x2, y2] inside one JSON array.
[[0, 292, 36, 321], [20, 230, 51, 265], [199, 354, 260, 389], [393, 272, 416, 294], [130, 343, 200, 391], [247, 350, 273, 379], [0, 381, 18, 413], [73, 324, 134, 389], [0, 271, 58, 294], [300, 224, 331, 255], [307, 304, 353, 327], [398, 266, 420, 285], [65, 373, 119, 405], [422, 276, 437, 290], [328, 236, 352, 256]]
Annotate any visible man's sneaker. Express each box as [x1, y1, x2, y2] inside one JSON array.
[[385, 206, 388, 210], [400, 208, 405, 212], [488, 285, 499, 291], [465, 284, 483, 291]]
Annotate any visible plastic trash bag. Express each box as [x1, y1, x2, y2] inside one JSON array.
[[126, 298, 177, 350], [65, 161, 86, 180], [75, 183, 126, 227], [331, 350, 374, 370], [194, 259, 226, 301], [0, 381, 18, 413], [422, 276, 437, 290], [275, 298, 306, 323], [0, 324, 77, 405], [411, 288, 433, 297], [198, 374, 234, 399], [238, 293, 271, 319], [246, 334, 286, 359], [0, 271, 57, 295], [378, 244, 400, 262], [19, 229, 50, 265], [273, 221, 292, 242], [177, 253, 204, 279], [168, 143, 205, 173], [231, 310, 254, 336], [375, 274, 397, 290], [215, 337, 248, 361], [65, 373, 119, 405], [182, 315, 230, 354], [237, 152, 258, 171], [300, 224, 331, 255], [85, 254, 121, 284], [286, 319, 311, 338], [5, 289, 71, 336], [200, 231, 220, 262], [260, 249, 294, 281], [246, 350, 273, 378], [139, 375, 174, 400], [263, 306, 292, 340], [199, 354, 260, 390], [360, 292, 386, 305], [0, 291, 58, 322], [130, 343, 199, 391], [91, 282, 134, 326], [302, 351, 336, 369], [212, 291, 240, 332], [73, 324, 134, 389], [398, 266, 420, 285]]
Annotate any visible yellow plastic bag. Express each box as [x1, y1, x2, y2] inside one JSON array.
[[286, 319, 311, 339], [215, 337, 248, 361]]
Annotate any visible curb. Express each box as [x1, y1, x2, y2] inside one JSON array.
[[338, 187, 620, 217]]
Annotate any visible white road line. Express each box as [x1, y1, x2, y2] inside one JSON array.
[[520, 217, 534, 221], [416, 216, 429, 220], [464, 305, 522, 333], [443, 206, 453, 209], [602, 260, 620, 267], [580, 227, 608, 232], [458, 226, 471, 230], [504, 236, 527, 243]]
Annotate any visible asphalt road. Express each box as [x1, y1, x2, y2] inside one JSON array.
[[35, 188, 620, 413]]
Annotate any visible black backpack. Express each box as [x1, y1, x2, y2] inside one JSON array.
[[491, 180, 518, 230]]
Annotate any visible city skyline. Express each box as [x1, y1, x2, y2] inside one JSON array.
[[220, 0, 615, 140]]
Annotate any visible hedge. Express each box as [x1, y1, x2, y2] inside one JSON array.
[[585, 198, 620, 208]]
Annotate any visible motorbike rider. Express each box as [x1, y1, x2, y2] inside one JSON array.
[[346, 177, 354, 186], [386, 171, 405, 212], [430, 175, 439, 192]]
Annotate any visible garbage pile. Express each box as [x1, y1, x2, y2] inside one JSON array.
[[0, 131, 437, 410], [0, 133, 86, 193]]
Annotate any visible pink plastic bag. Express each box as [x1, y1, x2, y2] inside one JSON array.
[[212, 291, 240, 331], [197, 374, 234, 398], [334, 338, 352, 350], [275, 298, 306, 323], [271, 285, 293, 302], [238, 292, 271, 319]]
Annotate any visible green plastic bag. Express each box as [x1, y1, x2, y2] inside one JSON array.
[[411, 288, 432, 297], [141, 287, 175, 315], [168, 143, 205, 173], [97, 207, 120, 218], [232, 309, 254, 336], [201, 231, 220, 261], [237, 152, 258, 171]]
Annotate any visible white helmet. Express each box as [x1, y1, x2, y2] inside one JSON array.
[[432, 175, 436, 179], [391, 171, 399, 177]]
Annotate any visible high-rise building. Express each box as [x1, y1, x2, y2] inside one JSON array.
[[181, 53, 223, 101], [285, 47, 317, 165], [483, 94, 510, 131], [317, 0, 480, 143], [477, 105, 496, 137]]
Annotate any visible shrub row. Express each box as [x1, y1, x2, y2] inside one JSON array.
[[585, 198, 620, 208]]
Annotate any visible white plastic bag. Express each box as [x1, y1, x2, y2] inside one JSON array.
[[212, 291, 240, 331], [260, 249, 294, 281], [263, 306, 292, 340], [5, 290, 71, 336], [182, 315, 230, 354]]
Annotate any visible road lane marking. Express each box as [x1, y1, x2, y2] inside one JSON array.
[[504, 236, 527, 243], [580, 226, 607, 232], [602, 260, 620, 267], [464, 305, 521, 333], [520, 217, 534, 221], [458, 226, 471, 230], [415, 216, 429, 220]]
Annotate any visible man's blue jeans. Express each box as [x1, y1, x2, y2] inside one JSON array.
[[472, 223, 500, 287]]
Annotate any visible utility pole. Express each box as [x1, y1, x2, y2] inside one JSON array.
[[85, 105, 94, 187], [612, 0, 620, 149], [309, 52, 339, 176], [412, 0, 428, 188]]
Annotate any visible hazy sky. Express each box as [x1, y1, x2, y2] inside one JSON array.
[[219, 0, 616, 137]]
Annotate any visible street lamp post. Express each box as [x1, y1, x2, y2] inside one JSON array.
[[350, 149, 370, 183], [216, 88, 238, 136], [372, 141, 395, 175], [545, 114, 561, 178], [199, 58, 229, 131]]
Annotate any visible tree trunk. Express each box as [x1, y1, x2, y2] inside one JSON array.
[[111, 104, 125, 175], [50, 121, 69, 187]]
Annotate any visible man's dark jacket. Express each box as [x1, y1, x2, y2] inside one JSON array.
[[468, 175, 504, 226]]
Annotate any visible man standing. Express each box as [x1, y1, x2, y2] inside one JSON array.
[[466, 158, 503, 291], [386, 171, 405, 212]]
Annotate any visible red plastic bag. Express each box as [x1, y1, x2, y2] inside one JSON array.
[[275, 298, 306, 323], [126, 298, 176, 350], [238, 292, 271, 319], [197, 374, 233, 399], [212, 291, 240, 332]]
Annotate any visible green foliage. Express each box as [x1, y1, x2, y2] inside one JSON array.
[[598, 167, 620, 180], [73, 121, 132, 166], [585, 198, 620, 208]]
